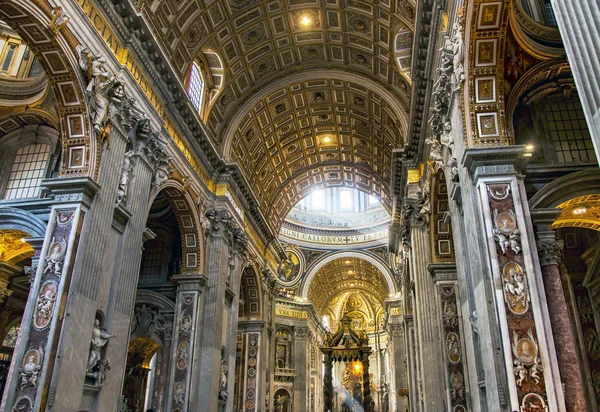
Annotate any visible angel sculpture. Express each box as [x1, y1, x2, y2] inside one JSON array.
[[504, 265, 528, 309], [509, 228, 522, 254], [492, 209, 520, 254], [116, 150, 135, 205], [512, 333, 528, 387], [19, 350, 42, 390], [76, 46, 123, 149], [49, 7, 70, 34]]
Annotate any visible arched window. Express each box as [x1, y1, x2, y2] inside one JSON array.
[[187, 62, 204, 112], [2, 323, 20, 349], [543, 99, 594, 163], [3, 143, 51, 200]]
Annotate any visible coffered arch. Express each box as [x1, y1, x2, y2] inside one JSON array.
[[222, 71, 407, 227], [305, 257, 390, 327], [136, 0, 415, 137], [301, 250, 396, 299]]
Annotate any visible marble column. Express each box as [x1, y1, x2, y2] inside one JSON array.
[[550, 0, 600, 162], [409, 217, 446, 411], [532, 209, 587, 411], [322, 352, 333, 412], [195, 208, 247, 412], [362, 354, 372, 412]]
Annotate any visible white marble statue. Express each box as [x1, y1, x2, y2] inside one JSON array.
[[87, 318, 113, 373]]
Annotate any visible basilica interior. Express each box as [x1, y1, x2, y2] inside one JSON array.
[[0, 0, 599, 411]]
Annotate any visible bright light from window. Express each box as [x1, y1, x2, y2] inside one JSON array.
[[311, 190, 325, 209], [368, 194, 379, 206], [339, 189, 352, 209], [187, 62, 204, 112]]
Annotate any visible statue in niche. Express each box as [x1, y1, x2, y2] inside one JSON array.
[[116, 150, 134, 205], [87, 317, 113, 386], [274, 391, 291, 412], [76, 46, 123, 149], [218, 347, 228, 401], [19, 348, 42, 390]]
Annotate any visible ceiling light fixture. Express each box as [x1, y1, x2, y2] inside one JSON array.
[[573, 207, 588, 215], [322, 136, 332, 143], [300, 15, 312, 27], [345, 260, 351, 264]]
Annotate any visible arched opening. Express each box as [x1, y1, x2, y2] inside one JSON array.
[[122, 336, 161, 412], [120, 186, 199, 411], [304, 256, 391, 411]]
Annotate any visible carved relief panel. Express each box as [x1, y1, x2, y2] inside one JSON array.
[[170, 293, 198, 411], [438, 284, 468, 411], [7, 208, 83, 411], [483, 183, 548, 410]]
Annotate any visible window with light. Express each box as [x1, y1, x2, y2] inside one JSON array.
[[187, 62, 204, 112], [3, 143, 50, 200]]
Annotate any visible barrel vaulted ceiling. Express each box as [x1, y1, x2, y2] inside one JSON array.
[[136, 0, 416, 227], [306, 257, 389, 315]]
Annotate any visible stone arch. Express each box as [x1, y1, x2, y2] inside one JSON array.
[[239, 265, 262, 319], [0, 1, 97, 178], [300, 251, 397, 299], [220, 69, 410, 159], [529, 170, 600, 231], [529, 170, 600, 210], [506, 59, 574, 138], [130, 290, 175, 346], [147, 181, 205, 274], [0, 207, 47, 238]]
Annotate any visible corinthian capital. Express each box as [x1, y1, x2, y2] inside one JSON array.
[[204, 208, 237, 238], [537, 240, 564, 267], [232, 228, 249, 254]]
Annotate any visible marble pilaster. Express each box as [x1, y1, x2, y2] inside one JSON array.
[[1, 177, 99, 412], [462, 146, 566, 411], [388, 320, 408, 412], [409, 221, 446, 411], [166, 274, 206, 411], [195, 208, 248, 412], [293, 325, 310, 412]]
